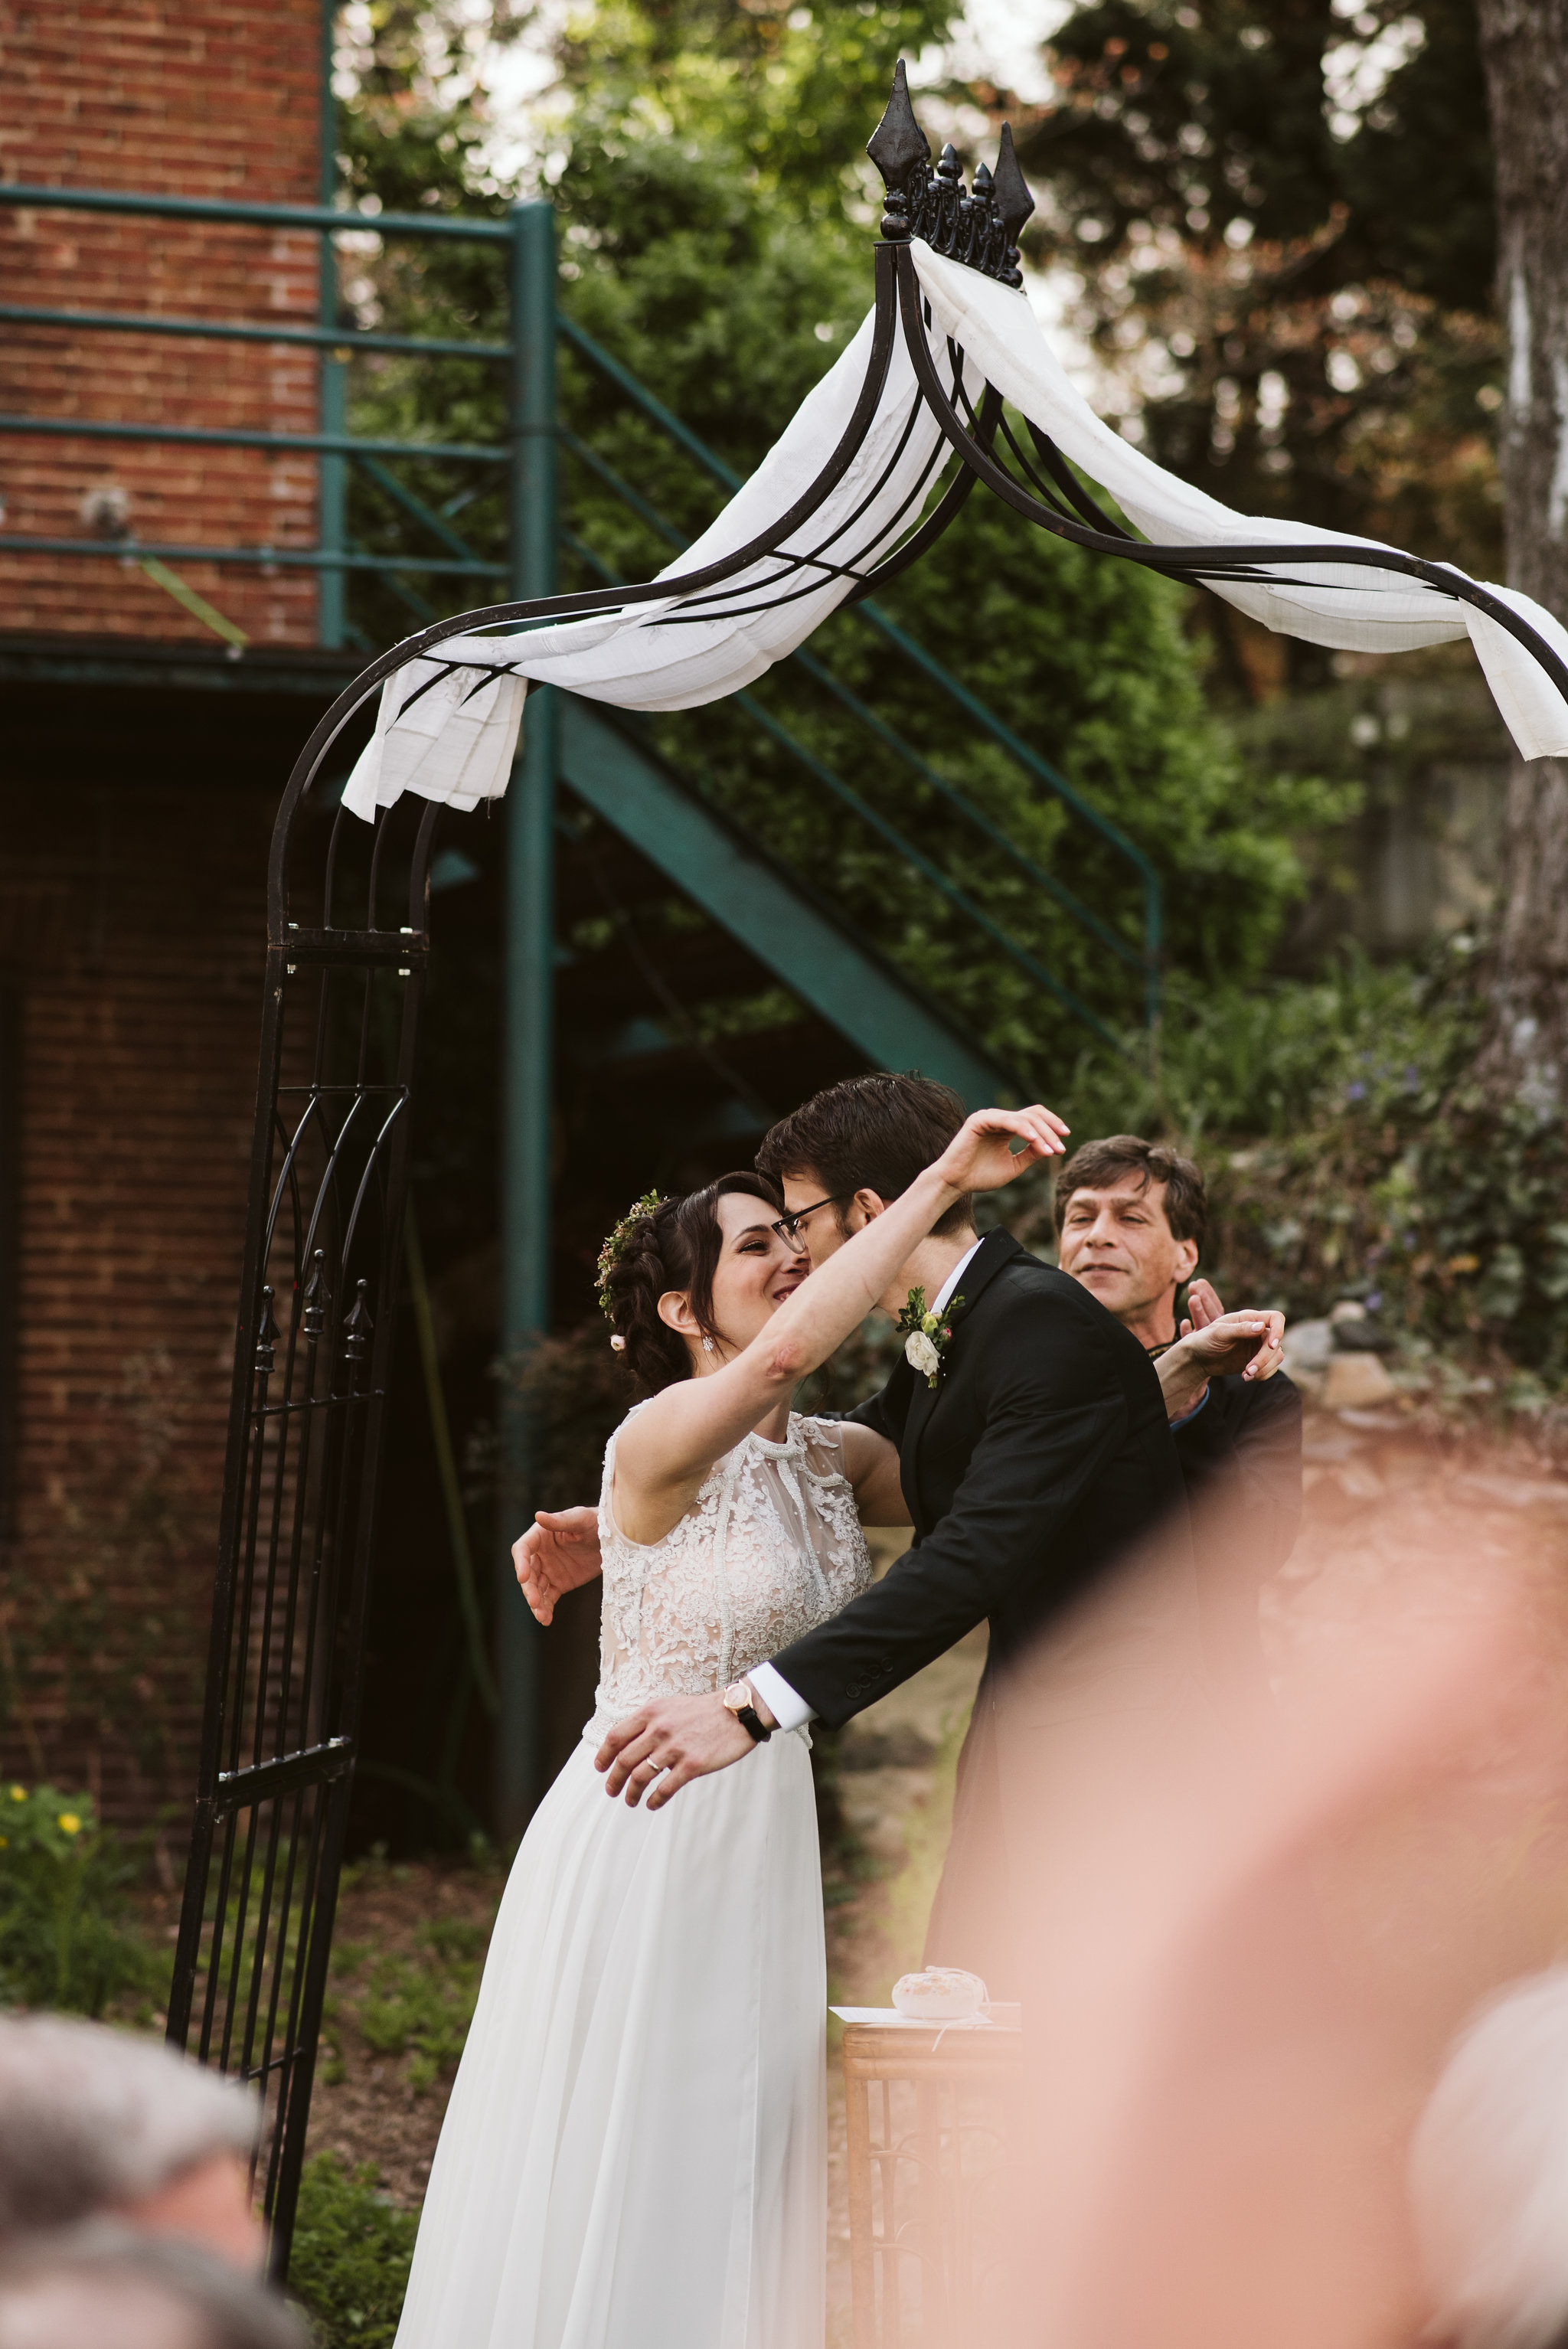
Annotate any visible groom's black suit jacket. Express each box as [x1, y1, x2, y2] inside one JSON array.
[[771, 1230, 1191, 1729]]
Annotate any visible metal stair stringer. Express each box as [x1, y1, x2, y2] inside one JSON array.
[[557, 694, 1016, 1109]]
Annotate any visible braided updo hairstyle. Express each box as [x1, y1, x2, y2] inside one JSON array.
[[599, 1171, 785, 1396]]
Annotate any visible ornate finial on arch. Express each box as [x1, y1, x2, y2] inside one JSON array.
[[254, 1285, 279, 1377], [302, 1249, 329, 1344], [867, 58, 929, 236], [868, 68, 1033, 287], [343, 1278, 374, 1364], [992, 121, 1036, 248]]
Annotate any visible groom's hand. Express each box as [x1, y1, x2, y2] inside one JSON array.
[[597, 1693, 769, 1810], [512, 1506, 603, 1625]]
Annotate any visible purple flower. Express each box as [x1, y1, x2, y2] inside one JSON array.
[[1345, 1081, 1367, 1103]]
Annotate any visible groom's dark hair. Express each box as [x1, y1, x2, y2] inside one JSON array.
[[755, 1073, 975, 1239]]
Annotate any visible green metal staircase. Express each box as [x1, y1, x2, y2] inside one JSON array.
[[342, 298, 1162, 1116]]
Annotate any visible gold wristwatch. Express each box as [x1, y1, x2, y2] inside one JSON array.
[[721, 1678, 773, 1744]]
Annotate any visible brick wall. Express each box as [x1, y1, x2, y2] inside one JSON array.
[[0, 0, 323, 645], [0, 769, 276, 1833]]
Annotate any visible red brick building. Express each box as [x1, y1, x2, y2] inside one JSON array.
[[0, 0, 354, 1830], [1, 0, 321, 641]]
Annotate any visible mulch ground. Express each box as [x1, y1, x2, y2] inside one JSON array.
[[302, 1860, 504, 2207]]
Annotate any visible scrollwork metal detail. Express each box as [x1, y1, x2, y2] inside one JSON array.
[[867, 61, 1035, 288]]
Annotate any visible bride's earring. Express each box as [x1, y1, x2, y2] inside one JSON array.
[[702, 1336, 715, 1353]]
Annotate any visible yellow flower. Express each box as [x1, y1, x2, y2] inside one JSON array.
[[0, 1835, 8, 1848], [8, 1787, 23, 1802], [57, 1814, 81, 1837]]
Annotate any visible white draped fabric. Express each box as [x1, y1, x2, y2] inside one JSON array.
[[912, 245, 1568, 765], [342, 240, 1568, 825], [341, 298, 976, 820]]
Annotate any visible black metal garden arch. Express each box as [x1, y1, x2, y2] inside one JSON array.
[[166, 62, 1568, 2277]]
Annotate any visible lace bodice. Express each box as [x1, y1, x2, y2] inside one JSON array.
[[590, 1407, 874, 1731]]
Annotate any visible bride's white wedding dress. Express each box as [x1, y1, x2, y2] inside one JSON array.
[[394, 1406, 873, 2349]]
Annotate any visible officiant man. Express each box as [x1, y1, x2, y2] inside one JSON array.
[[1053, 1133, 1302, 1681]]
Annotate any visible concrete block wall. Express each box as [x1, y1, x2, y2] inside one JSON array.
[[0, 0, 323, 644]]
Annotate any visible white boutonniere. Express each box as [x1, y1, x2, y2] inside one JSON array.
[[896, 1286, 963, 1390]]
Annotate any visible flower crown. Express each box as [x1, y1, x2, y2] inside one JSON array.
[[596, 1189, 665, 1325]]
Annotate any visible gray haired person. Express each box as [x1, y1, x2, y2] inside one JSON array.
[[1411, 1968, 1568, 2349], [0, 2020, 260, 2268], [0, 2226, 305, 2349]]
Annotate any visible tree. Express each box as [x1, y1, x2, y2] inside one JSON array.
[[1472, 0, 1568, 1113], [1000, 0, 1501, 694], [331, 0, 1352, 1070]]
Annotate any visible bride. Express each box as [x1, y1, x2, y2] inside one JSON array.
[[393, 1104, 1063, 2349]]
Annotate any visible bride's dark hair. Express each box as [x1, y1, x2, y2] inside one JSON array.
[[599, 1171, 786, 1396]]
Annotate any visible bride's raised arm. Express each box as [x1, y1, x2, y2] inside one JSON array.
[[613, 1104, 1065, 1533]]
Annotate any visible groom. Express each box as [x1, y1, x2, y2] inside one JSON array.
[[580, 1073, 1217, 1812]]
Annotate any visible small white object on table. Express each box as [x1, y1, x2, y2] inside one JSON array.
[[830, 2004, 1021, 2030]]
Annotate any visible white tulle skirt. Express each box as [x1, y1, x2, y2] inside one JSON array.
[[393, 1725, 826, 2349]]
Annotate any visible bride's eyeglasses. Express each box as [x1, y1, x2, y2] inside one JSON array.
[[770, 1194, 851, 1244]]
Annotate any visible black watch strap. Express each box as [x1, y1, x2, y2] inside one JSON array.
[[735, 1704, 772, 1744]]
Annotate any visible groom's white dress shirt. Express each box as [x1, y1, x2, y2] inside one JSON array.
[[749, 1240, 983, 1735]]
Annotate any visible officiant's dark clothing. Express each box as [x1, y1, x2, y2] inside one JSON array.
[[769, 1229, 1193, 1727], [1174, 1366, 1302, 1687], [918, 1358, 1304, 1995], [1174, 1365, 1302, 1576]]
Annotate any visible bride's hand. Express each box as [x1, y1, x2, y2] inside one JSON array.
[[932, 1103, 1069, 1196], [513, 1506, 603, 1625]]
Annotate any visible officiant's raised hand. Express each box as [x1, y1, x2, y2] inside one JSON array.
[[1181, 1279, 1285, 1380], [513, 1507, 603, 1625], [1154, 1279, 1286, 1420]]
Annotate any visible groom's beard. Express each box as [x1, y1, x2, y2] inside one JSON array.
[[969, 1497, 1568, 2349]]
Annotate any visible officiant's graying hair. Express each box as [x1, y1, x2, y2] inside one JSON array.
[[1051, 1133, 1207, 1246], [754, 1072, 974, 1236], [598, 1173, 784, 1394]]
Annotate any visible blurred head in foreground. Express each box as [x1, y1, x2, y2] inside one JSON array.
[[0, 2228, 302, 2349], [0, 2022, 260, 2269], [1410, 1967, 1568, 2349], [965, 1486, 1568, 2349]]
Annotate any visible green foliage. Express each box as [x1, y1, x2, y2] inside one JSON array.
[[328, 1, 1353, 1074], [325, 1913, 490, 2094], [289, 2155, 419, 2349], [0, 1785, 160, 2016], [1050, 945, 1568, 1381], [1018, 0, 1502, 668]]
